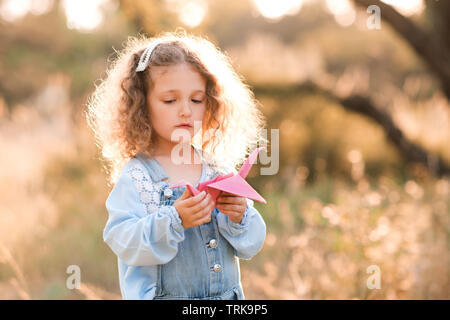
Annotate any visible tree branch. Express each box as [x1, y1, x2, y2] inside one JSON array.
[[253, 82, 450, 177], [353, 0, 450, 101]]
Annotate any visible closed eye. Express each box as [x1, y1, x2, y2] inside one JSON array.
[[163, 99, 203, 104]]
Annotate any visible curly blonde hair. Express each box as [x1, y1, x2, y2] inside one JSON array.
[[86, 30, 266, 185]]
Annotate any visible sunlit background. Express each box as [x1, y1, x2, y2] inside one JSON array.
[[0, 0, 425, 29], [0, 0, 448, 299]]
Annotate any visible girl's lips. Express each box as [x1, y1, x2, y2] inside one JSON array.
[[176, 125, 192, 128]]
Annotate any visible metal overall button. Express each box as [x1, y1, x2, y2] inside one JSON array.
[[207, 239, 218, 248], [163, 188, 173, 199], [211, 264, 222, 273]]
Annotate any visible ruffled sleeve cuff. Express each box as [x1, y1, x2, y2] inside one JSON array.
[[162, 205, 185, 235], [227, 202, 250, 234]]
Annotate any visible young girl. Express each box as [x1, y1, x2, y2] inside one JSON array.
[[86, 31, 267, 300]]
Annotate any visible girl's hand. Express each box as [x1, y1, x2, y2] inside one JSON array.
[[216, 191, 247, 224], [173, 189, 215, 228]]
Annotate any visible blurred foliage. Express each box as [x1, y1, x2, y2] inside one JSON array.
[[0, 0, 448, 299]]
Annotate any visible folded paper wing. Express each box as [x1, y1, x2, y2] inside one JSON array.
[[169, 147, 266, 204], [207, 173, 266, 203]]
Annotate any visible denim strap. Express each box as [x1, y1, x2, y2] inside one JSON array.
[[135, 154, 168, 182]]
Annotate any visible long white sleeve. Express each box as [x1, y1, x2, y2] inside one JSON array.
[[103, 163, 185, 267], [216, 197, 266, 260]]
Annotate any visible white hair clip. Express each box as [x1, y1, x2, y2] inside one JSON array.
[[136, 41, 162, 72]]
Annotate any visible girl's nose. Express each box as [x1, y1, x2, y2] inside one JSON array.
[[179, 100, 192, 117]]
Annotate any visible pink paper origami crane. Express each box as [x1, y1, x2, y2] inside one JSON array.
[[169, 147, 266, 205]]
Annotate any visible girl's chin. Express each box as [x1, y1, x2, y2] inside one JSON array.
[[170, 129, 197, 141], [170, 135, 194, 144]]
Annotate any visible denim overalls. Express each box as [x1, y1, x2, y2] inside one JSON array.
[[103, 148, 267, 300]]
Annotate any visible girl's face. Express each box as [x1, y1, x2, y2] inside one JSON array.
[[147, 63, 207, 154]]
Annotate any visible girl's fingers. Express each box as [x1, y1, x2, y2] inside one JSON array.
[[190, 193, 212, 213], [193, 200, 215, 219], [216, 203, 243, 212], [193, 205, 213, 225], [184, 191, 207, 207], [219, 210, 236, 220], [179, 188, 192, 200], [220, 210, 243, 224], [217, 195, 246, 206], [198, 213, 211, 224]]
